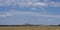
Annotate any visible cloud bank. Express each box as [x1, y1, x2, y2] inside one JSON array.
[[0, 10, 60, 18], [0, 0, 60, 8]]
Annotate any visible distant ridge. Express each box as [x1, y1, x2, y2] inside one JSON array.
[[0, 23, 60, 27], [0, 25, 60, 27]]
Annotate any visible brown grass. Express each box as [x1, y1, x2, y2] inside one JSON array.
[[0, 26, 60, 30]]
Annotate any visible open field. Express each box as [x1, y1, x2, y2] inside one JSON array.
[[0, 26, 60, 30]]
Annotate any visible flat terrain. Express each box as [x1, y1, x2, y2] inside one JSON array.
[[0, 26, 60, 30]]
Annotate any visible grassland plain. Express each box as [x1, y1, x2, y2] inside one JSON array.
[[0, 26, 60, 30]]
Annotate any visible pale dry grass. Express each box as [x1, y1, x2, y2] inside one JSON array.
[[0, 26, 60, 30]]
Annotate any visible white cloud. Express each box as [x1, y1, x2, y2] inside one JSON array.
[[0, 10, 60, 18], [0, 0, 60, 8], [0, 11, 13, 17], [16, 0, 60, 8], [31, 8, 37, 10], [16, 0, 48, 8], [50, 2, 60, 7], [32, 2, 48, 8], [43, 0, 50, 2], [0, 0, 48, 8], [1, 14, 12, 17]]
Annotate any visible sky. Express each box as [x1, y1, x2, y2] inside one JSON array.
[[0, 0, 60, 25]]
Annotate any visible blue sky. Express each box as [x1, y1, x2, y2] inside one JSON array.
[[0, 0, 60, 25]]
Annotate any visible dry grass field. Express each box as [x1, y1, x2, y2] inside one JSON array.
[[0, 26, 60, 30]]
